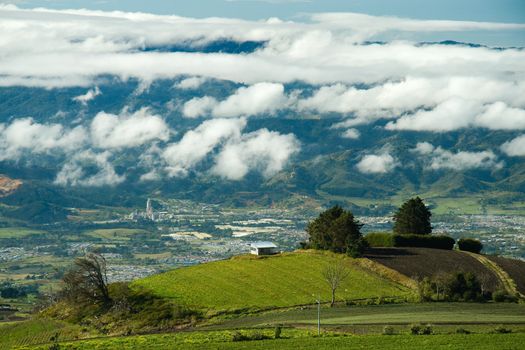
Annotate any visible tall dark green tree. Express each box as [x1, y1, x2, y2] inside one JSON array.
[[393, 197, 432, 235], [306, 205, 367, 257]]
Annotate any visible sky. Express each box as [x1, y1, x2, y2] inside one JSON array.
[[0, 1, 524, 184], [7, 0, 525, 46]]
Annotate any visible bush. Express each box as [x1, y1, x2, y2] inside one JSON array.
[[410, 323, 433, 335], [232, 331, 271, 342], [492, 289, 518, 303], [410, 324, 421, 335], [456, 327, 471, 334], [365, 233, 394, 247], [457, 238, 483, 254], [274, 325, 282, 339], [392, 234, 455, 250], [420, 324, 433, 335], [383, 325, 395, 335], [494, 326, 512, 334]]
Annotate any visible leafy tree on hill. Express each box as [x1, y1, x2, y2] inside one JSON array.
[[393, 197, 432, 235], [306, 205, 367, 257]]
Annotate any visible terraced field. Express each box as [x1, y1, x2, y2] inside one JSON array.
[[133, 251, 413, 311]]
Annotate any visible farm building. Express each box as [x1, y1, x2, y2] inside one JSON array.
[[250, 242, 278, 256]]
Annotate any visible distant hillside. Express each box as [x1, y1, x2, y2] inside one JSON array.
[[133, 251, 414, 312]]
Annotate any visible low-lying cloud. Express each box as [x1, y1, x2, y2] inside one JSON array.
[[413, 142, 503, 170]]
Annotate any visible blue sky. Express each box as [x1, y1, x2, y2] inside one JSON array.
[[10, 0, 525, 46], [10, 0, 525, 22]]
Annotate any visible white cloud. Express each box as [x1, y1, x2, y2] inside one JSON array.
[[182, 96, 218, 118], [341, 128, 360, 139], [413, 141, 435, 155], [54, 150, 125, 187], [356, 152, 397, 174], [183, 83, 288, 118], [0, 118, 87, 160], [501, 135, 525, 157], [386, 98, 525, 132], [1, 6, 524, 90], [413, 142, 503, 170], [212, 128, 300, 180], [163, 118, 246, 176], [90, 108, 170, 149], [386, 98, 480, 132], [175, 76, 207, 90], [73, 86, 101, 105], [476, 102, 525, 130]]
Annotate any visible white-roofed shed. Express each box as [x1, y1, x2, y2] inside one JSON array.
[[250, 241, 278, 256]]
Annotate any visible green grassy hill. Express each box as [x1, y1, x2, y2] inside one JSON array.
[[133, 251, 413, 312]]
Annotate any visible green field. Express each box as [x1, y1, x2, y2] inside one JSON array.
[[0, 227, 45, 238], [0, 319, 96, 349], [206, 303, 525, 330], [4, 303, 525, 349], [18, 332, 525, 350], [86, 228, 150, 240], [133, 251, 413, 311]]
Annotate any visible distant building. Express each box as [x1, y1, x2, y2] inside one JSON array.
[[250, 242, 278, 256], [146, 198, 154, 220]]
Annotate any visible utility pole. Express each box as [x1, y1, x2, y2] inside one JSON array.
[[315, 294, 321, 336]]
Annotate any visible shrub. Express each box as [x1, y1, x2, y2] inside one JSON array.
[[420, 324, 433, 335], [232, 331, 249, 342], [383, 325, 395, 335], [274, 325, 282, 339], [232, 331, 271, 342], [410, 324, 421, 335], [494, 326, 512, 334], [410, 323, 433, 335], [492, 289, 518, 303], [392, 234, 455, 250], [365, 233, 394, 247], [458, 238, 483, 254], [456, 327, 471, 334]]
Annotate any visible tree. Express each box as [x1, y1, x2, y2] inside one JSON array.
[[62, 253, 111, 307], [393, 197, 432, 235], [306, 205, 367, 257], [322, 258, 350, 307]]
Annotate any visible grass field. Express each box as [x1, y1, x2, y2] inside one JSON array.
[[0, 227, 45, 238], [86, 228, 150, 240], [0, 319, 96, 349], [19, 332, 525, 350], [5, 303, 525, 349], [133, 251, 413, 311], [206, 303, 525, 330]]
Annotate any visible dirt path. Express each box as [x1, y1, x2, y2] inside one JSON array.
[[464, 252, 524, 299]]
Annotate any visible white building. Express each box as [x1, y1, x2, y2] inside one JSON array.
[[250, 242, 278, 256]]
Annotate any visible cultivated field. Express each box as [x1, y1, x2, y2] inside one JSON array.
[[365, 248, 501, 291], [487, 256, 525, 295]]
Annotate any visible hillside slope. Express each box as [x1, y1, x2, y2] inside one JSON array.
[[133, 251, 413, 312]]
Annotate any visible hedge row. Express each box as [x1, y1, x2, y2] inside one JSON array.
[[365, 233, 455, 250], [457, 238, 483, 254]]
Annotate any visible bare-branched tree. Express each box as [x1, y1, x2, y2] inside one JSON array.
[[322, 258, 350, 307], [62, 252, 111, 306]]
